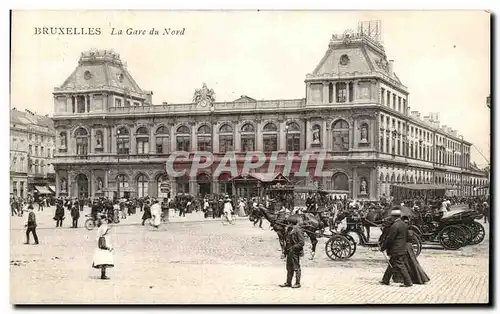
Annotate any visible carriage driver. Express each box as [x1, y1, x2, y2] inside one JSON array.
[[279, 220, 305, 289]]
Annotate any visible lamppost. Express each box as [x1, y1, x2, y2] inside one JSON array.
[[116, 129, 121, 200]]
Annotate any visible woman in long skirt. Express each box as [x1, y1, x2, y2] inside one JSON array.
[[92, 220, 114, 280], [392, 230, 430, 285]]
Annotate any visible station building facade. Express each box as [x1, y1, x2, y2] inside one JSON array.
[[51, 28, 489, 200]]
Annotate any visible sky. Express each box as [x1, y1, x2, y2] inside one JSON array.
[[10, 10, 490, 167]]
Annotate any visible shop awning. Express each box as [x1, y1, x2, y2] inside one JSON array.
[[48, 185, 56, 193], [35, 185, 52, 194], [391, 184, 447, 191]]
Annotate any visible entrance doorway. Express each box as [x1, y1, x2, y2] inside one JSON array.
[[197, 173, 211, 196], [76, 174, 89, 198]]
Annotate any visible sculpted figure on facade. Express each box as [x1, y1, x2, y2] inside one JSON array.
[[360, 177, 368, 195], [96, 132, 103, 148], [360, 123, 369, 143], [312, 124, 321, 145], [97, 178, 103, 191], [61, 178, 67, 192]]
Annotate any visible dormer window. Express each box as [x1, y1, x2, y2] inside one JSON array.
[[339, 54, 350, 66]]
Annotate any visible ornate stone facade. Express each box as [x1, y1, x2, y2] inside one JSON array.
[[51, 34, 488, 200]]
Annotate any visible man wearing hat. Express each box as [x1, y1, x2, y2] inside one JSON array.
[[222, 195, 235, 225], [379, 208, 413, 287], [280, 220, 305, 288], [24, 204, 39, 245]]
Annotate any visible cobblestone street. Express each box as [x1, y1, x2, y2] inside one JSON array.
[[10, 207, 490, 304]]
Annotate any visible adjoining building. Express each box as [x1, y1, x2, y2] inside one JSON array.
[[51, 23, 489, 200], [10, 108, 56, 198]]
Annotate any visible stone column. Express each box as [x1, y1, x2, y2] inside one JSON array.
[[170, 178, 177, 197], [90, 170, 95, 198], [104, 170, 109, 192], [190, 122, 197, 152], [326, 124, 331, 151], [353, 80, 359, 103], [169, 123, 176, 152], [323, 82, 328, 104], [189, 180, 197, 196], [55, 171, 60, 197], [332, 82, 337, 104], [212, 122, 219, 153], [111, 126, 117, 154], [255, 120, 262, 151], [279, 120, 286, 151], [346, 81, 350, 103], [305, 119, 311, 149], [130, 127, 136, 155], [322, 119, 327, 149], [149, 125, 155, 153], [234, 121, 241, 151], [67, 171, 74, 198], [212, 179, 219, 195], [90, 128, 95, 153], [306, 83, 311, 105], [103, 127, 109, 154]]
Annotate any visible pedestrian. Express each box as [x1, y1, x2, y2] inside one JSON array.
[[54, 201, 65, 228], [71, 202, 80, 228], [150, 199, 162, 229], [222, 196, 235, 225], [379, 209, 413, 287], [11, 198, 18, 217], [392, 229, 430, 285], [279, 221, 305, 288], [161, 198, 169, 223], [24, 206, 39, 245], [92, 220, 114, 280], [142, 201, 152, 225]]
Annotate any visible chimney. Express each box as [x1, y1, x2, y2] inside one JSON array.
[[388, 60, 394, 76], [162, 101, 168, 106], [144, 91, 153, 105], [423, 115, 431, 124], [411, 111, 421, 119]]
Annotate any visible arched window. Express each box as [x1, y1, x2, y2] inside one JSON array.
[[117, 174, 129, 189], [197, 125, 212, 152], [59, 131, 67, 152], [157, 173, 170, 198], [155, 126, 169, 154], [396, 174, 401, 183], [75, 127, 89, 156], [380, 173, 385, 183], [219, 124, 234, 153], [286, 122, 300, 151], [176, 125, 190, 151], [95, 130, 103, 151], [336, 82, 347, 103], [34, 160, 39, 174], [241, 123, 255, 151], [332, 172, 349, 191], [136, 174, 149, 197], [333, 120, 349, 152], [116, 126, 130, 154], [136, 127, 149, 154], [263, 122, 278, 152]]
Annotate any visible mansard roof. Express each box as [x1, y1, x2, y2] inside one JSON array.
[[55, 49, 144, 98]]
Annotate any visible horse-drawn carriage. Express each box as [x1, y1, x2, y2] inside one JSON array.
[[324, 206, 423, 260]]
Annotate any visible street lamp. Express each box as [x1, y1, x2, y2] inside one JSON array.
[[116, 129, 121, 200]]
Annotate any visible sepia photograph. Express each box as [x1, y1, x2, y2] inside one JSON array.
[[8, 10, 491, 305]]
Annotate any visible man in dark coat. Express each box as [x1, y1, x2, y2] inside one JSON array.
[[54, 202, 65, 228], [142, 201, 152, 225], [380, 210, 413, 287], [71, 202, 80, 228], [25, 206, 39, 245], [280, 221, 305, 289]]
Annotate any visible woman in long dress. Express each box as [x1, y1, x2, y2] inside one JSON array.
[[92, 220, 114, 280], [392, 230, 430, 285], [223, 197, 235, 225]]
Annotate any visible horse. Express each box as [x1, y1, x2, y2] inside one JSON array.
[[248, 206, 264, 228], [258, 205, 323, 260]]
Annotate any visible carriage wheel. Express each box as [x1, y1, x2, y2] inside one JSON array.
[[439, 225, 466, 250], [84, 218, 95, 231], [325, 235, 352, 261], [458, 224, 473, 245], [410, 233, 423, 257], [469, 222, 485, 245], [344, 234, 357, 258]]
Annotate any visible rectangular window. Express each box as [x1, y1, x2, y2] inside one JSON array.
[[115, 98, 122, 107], [156, 137, 169, 154], [385, 137, 389, 154], [35, 146, 38, 156], [393, 94, 397, 110], [286, 134, 300, 151], [386, 91, 391, 106], [381, 88, 385, 104], [241, 136, 255, 151], [126, 100, 131, 107], [219, 135, 234, 153], [263, 134, 278, 152], [336, 83, 347, 103], [398, 97, 402, 112], [197, 136, 212, 152], [137, 138, 149, 154], [176, 137, 190, 152], [117, 138, 130, 154]]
